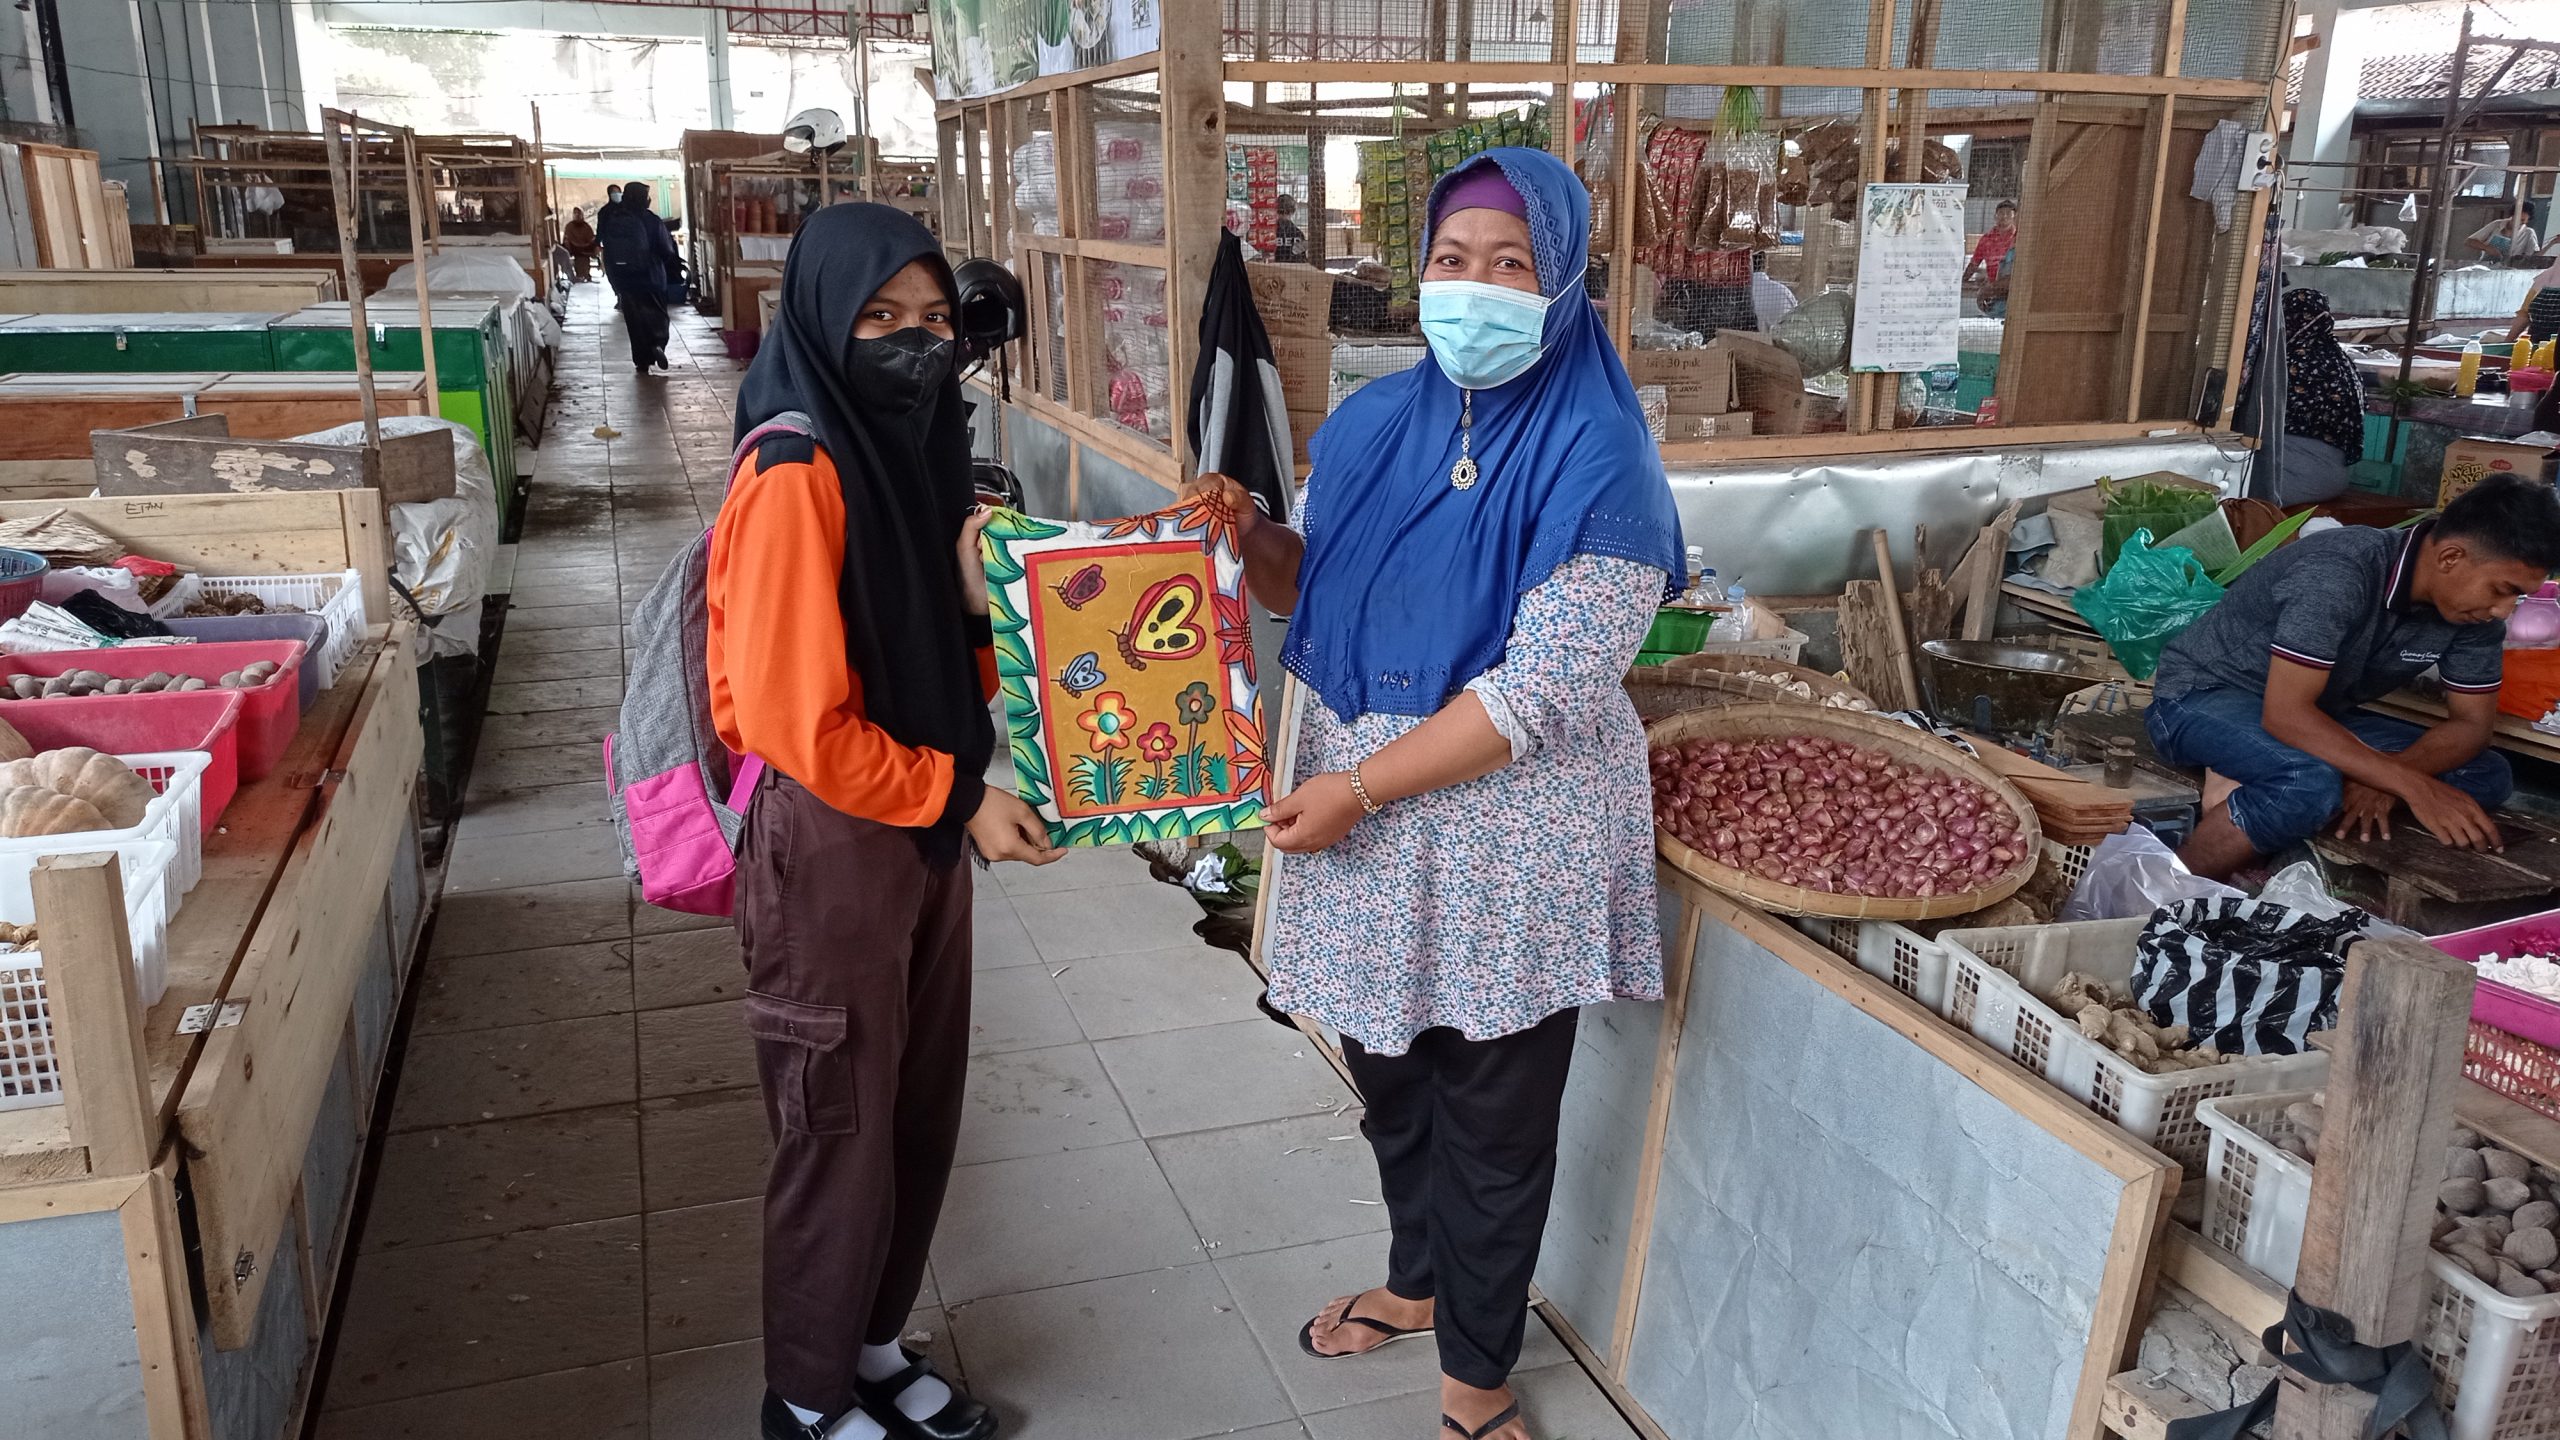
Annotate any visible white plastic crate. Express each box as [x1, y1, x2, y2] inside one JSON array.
[[0, 750, 207, 924], [2197, 1092, 2318, 1288], [154, 569, 365, 687], [0, 845, 176, 1111], [1942, 918, 2329, 1168], [2200, 1090, 2560, 1440], [1793, 840, 2090, 1015]]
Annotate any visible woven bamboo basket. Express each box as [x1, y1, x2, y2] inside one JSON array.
[[1647, 704, 2044, 921], [1661, 652, 1876, 707]]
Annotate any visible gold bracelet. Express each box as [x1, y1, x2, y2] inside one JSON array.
[[1348, 765, 1382, 816]]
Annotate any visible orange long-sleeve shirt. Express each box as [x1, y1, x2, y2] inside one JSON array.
[[707, 438, 999, 827]]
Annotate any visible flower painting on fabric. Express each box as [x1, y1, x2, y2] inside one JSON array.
[[982, 499, 1267, 847]]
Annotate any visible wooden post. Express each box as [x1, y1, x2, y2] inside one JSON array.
[[2271, 937, 2474, 1440], [33, 852, 151, 1176], [319, 111, 381, 460], [1162, 0, 1228, 472], [1870, 528, 1921, 706], [398, 127, 442, 406]]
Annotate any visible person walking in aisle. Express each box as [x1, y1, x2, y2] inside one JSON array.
[[598, 181, 682, 372], [1188, 148, 1682, 1440], [711, 201, 1060, 1440]]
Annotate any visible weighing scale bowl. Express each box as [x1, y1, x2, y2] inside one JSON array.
[[1918, 640, 2117, 736]]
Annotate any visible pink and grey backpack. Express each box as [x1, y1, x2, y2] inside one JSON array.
[[603, 411, 811, 915]]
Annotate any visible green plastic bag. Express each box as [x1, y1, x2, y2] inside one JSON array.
[[2071, 529, 2225, 681]]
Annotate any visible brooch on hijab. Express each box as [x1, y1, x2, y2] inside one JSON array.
[[1450, 390, 1480, 491]]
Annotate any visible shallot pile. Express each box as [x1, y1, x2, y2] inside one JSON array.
[[1649, 734, 2025, 898]]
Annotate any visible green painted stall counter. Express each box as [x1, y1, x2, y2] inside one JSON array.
[[269, 301, 519, 520], [0, 311, 282, 373]]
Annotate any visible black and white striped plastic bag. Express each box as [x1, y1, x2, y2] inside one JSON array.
[[2131, 896, 2373, 1055]]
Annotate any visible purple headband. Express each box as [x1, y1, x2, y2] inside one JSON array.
[[1433, 165, 1527, 225]]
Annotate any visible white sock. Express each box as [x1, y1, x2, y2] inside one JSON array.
[[858, 1341, 954, 1421], [783, 1401, 887, 1439]]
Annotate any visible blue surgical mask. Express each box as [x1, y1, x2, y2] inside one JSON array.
[[1419, 279, 1554, 389]]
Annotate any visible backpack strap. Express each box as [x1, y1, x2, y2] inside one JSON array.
[[729, 409, 817, 477]]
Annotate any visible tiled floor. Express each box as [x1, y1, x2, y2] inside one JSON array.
[[314, 288, 1638, 1440]]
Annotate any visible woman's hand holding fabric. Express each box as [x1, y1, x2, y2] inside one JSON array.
[[1181, 471, 1259, 539], [968, 787, 1061, 864], [957, 504, 994, 617], [1267, 771, 1365, 853]]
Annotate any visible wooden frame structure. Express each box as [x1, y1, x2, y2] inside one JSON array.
[[936, 0, 2293, 492], [186, 122, 553, 304]]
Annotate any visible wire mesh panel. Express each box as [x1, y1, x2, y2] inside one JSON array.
[[1081, 75, 1169, 245], [1085, 258, 1177, 444], [1224, 0, 1559, 64]]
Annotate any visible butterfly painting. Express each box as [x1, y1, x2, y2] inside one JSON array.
[[980, 500, 1266, 848], [1054, 651, 1106, 697]]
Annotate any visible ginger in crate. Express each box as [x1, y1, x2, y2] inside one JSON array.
[[2055, 970, 2226, 1074]]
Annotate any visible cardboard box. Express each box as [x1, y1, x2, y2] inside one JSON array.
[[2439, 432, 2559, 506], [1245, 261, 1336, 339], [1709, 331, 1809, 435], [1665, 412, 1754, 440], [1267, 334, 1333, 414], [1289, 407, 1327, 468], [1628, 348, 1736, 415]]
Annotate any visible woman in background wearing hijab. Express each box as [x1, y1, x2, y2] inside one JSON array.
[[1188, 149, 1682, 1440], [711, 203, 1057, 1440], [2274, 287, 2365, 505], [599, 181, 682, 372]]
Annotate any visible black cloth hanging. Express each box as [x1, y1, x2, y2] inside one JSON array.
[[731, 203, 993, 817], [1186, 229, 1295, 522]]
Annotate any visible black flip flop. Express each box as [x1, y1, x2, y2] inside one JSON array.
[[1295, 1297, 1432, 1359], [1442, 1402, 1523, 1439]]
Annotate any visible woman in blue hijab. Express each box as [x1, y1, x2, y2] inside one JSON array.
[[1189, 148, 1681, 1440]]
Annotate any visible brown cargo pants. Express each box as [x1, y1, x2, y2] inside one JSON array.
[[735, 776, 975, 1416]]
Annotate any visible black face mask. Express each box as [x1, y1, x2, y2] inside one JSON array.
[[849, 327, 957, 416]]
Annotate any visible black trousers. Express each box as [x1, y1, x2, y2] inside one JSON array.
[[606, 265, 670, 362], [1340, 1008, 1579, 1390]]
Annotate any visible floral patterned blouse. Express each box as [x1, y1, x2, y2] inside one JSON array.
[[1266, 546, 1668, 1057]]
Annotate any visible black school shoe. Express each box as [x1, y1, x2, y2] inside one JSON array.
[[855, 1350, 999, 1440]]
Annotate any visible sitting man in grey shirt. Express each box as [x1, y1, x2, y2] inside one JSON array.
[[2146, 475, 2560, 881]]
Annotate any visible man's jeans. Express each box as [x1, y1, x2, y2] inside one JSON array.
[[2145, 686, 2513, 854]]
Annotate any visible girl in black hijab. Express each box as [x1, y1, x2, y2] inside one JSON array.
[[709, 202, 1055, 1440]]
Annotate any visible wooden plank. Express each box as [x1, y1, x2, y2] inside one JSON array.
[[1655, 418, 2202, 464], [2103, 1371, 2223, 1440], [1531, 1294, 1678, 1440], [1161, 0, 1227, 473], [1013, 233, 1185, 267], [2457, 1078, 2560, 1174], [0, 488, 369, 577], [123, 1161, 211, 1440], [2120, 98, 2180, 423], [91, 421, 455, 506], [2077, 1160, 2180, 1440], [0, 1168, 139, 1220], [1872, 529, 1922, 706], [2163, 1223, 2289, 1336], [1219, 61, 2270, 100], [180, 646, 421, 1348], [1960, 502, 2024, 641], [2274, 937, 2475, 1439], [35, 853, 152, 1177], [0, 269, 336, 312], [1609, 894, 1701, 1367]]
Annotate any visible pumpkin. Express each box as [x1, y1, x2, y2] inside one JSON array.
[[0, 783, 108, 838], [0, 716, 29, 764], [0, 748, 153, 829]]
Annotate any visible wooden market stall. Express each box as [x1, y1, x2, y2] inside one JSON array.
[[935, 0, 2289, 516], [0, 370, 436, 499], [698, 144, 935, 336], [0, 142, 132, 272], [0, 487, 425, 1440], [185, 123, 552, 304]]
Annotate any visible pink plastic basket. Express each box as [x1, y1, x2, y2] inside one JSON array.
[[2432, 908, 2560, 1051], [0, 640, 304, 782], [0, 690, 244, 834]]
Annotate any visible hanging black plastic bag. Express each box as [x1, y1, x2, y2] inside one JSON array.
[[2132, 896, 2373, 1055]]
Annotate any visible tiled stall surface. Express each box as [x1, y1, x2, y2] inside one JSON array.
[[315, 286, 1639, 1440]]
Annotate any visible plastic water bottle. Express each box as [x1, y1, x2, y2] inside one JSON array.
[[1713, 583, 1756, 643], [2458, 338, 2484, 398], [1694, 566, 1728, 605]]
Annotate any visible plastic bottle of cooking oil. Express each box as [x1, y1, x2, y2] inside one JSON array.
[[2458, 339, 2484, 397], [2516, 336, 2537, 371], [2539, 337, 2558, 370]]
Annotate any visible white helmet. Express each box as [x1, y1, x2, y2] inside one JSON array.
[[783, 108, 848, 157]]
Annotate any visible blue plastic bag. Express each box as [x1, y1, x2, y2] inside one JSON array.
[[2070, 528, 2224, 681]]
